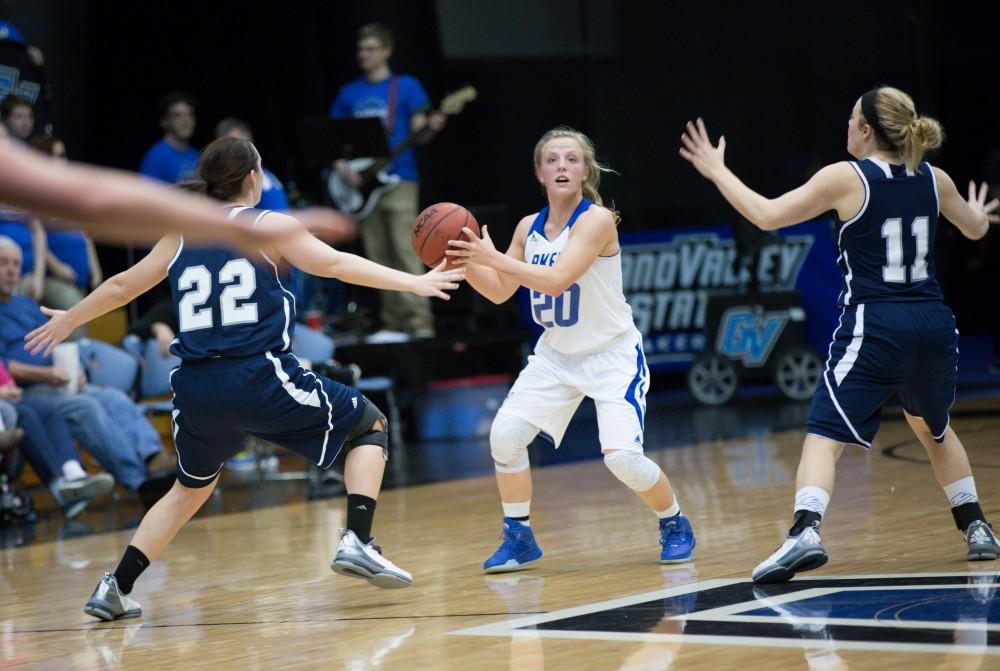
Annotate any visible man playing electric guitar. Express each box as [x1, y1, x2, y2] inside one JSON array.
[[329, 22, 447, 339]]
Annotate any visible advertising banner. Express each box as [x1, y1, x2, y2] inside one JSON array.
[[519, 219, 842, 371]]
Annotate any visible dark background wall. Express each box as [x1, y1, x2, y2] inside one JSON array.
[[3, 0, 999, 324]]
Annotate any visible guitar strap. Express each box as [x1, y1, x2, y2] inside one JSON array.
[[385, 74, 399, 142]]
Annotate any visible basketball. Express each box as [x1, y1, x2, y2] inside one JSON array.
[[411, 202, 480, 268]]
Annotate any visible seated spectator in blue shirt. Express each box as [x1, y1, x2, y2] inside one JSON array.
[[1, 96, 47, 302], [139, 92, 199, 184], [0, 213, 44, 301], [0, 236, 175, 506], [27, 137, 103, 341]]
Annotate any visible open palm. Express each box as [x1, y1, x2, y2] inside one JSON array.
[[968, 181, 1000, 224], [679, 117, 727, 180]]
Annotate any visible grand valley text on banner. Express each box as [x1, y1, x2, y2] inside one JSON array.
[[517, 218, 841, 371]]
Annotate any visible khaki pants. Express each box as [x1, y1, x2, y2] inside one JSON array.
[[359, 181, 434, 335]]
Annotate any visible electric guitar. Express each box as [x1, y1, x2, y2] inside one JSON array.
[[327, 86, 477, 219]]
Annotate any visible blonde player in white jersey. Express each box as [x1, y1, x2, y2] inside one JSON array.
[[447, 126, 695, 572]]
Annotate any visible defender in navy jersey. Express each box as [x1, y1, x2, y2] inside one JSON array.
[[449, 127, 695, 572], [25, 137, 463, 620], [682, 86, 1000, 582]]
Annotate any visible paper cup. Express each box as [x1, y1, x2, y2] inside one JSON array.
[[52, 342, 81, 393]]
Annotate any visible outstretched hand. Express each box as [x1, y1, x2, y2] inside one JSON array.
[[414, 259, 465, 300], [24, 306, 73, 357], [445, 226, 498, 267], [679, 117, 727, 181], [968, 181, 1000, 225]]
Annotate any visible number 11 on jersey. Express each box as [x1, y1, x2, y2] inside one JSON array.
[[881, 216, 929, 283]]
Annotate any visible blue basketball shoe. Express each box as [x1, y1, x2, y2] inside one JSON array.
[[659, 514, 696, 563], [483, 518, 543, 573]]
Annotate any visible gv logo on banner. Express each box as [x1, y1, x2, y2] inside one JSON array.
[[716, 306, 790, 367]]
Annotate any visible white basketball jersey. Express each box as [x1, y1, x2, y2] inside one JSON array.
[[523, 199, 636, 355]]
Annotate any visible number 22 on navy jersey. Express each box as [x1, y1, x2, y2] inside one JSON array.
[[167, 207, 297, 360]]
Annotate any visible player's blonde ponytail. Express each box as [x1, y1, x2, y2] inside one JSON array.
[[864, 86, 944, 173]]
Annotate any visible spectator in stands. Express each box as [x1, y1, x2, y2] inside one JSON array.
[[0, 20, 51, 134], [0, 20, 44, 68], [0, 236, 175, 506], [138, 93, 200, 311], [27, 136, 102, 339], [0, 94, 34, 142], [121, 297, 180, 402], [139, 92, 199, 184], [0, 95, 46, 302], [0, 398, 24, 450], [0, 212, 44, 302], [125, 298, 177, 358], [206, 124, 356, 323], [215, 117, 289, 211], [0, 359, 114, 517]]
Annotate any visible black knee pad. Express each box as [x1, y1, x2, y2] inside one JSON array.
[[343, 396, 389, 460]]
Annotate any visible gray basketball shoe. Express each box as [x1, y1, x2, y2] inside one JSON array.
[[57, 472, 115, 503], [752, 526, 828, 584], [84, 572, 142, 621], [332, 530, 412, 588], [965, 520, 1000, 560]]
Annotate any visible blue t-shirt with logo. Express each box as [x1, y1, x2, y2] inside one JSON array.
[[329, 73, 430, 183], [139, 139, 200, 184]]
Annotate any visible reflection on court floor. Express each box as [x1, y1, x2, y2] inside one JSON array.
[[455, 572, 1000, 657]]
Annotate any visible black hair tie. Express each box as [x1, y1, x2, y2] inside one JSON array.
[[861, 88, 893, 148]]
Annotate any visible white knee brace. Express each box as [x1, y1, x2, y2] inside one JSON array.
[[604, 450, 661, 492], [490, 413, 537, 473]]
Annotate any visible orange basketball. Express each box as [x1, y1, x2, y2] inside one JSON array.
[[411, 202, 480, 268]]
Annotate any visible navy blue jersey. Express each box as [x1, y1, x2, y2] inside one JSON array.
[[168, 207, 296, 360], [835, 158, 943, 306]]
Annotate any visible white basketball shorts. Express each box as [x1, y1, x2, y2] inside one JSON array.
[[496, 329, 650, 452]]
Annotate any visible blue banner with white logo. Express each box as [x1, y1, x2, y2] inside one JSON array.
[[518, 218, 842, 371]]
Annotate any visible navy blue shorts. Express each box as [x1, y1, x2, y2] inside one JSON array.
[[807, 302, 957, 448], [170, 352, 368, 488]]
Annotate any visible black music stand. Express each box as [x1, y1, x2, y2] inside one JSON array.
[[296, 116, 389, 163]]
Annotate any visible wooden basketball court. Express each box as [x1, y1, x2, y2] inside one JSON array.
[[3, 394, 999, 670]]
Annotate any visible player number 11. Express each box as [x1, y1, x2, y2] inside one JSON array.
[[881, 216, 929, 283]]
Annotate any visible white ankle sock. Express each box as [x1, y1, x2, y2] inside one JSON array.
[[794, 486, 830, 517], [655, 499, 681, 519], [503, 500, 531, 525], [62, 460, 87, 481], [944, 476, 978, 507]]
